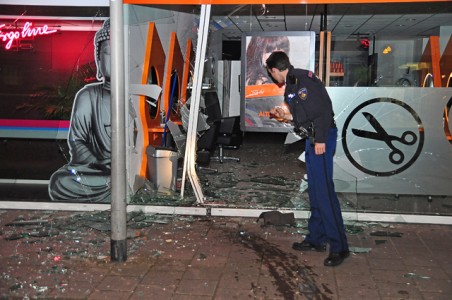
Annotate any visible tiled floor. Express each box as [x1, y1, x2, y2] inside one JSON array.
[[1, 209, 451, 299]]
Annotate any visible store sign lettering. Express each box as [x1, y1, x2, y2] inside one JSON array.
[[0, 22, 57, 50]]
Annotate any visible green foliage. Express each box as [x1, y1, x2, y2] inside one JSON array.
[[17, 62, 97, 120]]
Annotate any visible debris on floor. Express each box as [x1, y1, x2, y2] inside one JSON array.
[[256, 210, 296, 226], [370, 230, 404, 237], [349, 246, 372, 253], [404, 273, 431, 280]]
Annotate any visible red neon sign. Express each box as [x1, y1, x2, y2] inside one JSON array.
[[0, 22, 58, 50]]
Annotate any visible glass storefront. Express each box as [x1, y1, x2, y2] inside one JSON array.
[[0, 2, 451, 218]]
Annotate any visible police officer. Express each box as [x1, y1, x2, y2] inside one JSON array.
[[267, 51, 349, 267]]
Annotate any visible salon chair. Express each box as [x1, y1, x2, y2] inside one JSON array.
[[202, 91, 242, 163], [196, 123, 219, 170], [212, 116, 242, 163], [167, 92, 219, 172]]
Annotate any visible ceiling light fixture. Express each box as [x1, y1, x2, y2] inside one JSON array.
[[260, 4, 268, 16], [382, 45, 392, 54]]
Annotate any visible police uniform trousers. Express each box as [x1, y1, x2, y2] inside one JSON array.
[[304, 127, 349, 253]]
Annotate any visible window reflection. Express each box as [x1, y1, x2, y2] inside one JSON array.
[[325, 4, 451, 88]]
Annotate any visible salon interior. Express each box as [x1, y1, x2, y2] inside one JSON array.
[[0, 1, 451, 222]]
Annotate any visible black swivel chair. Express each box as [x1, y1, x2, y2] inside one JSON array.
[[166, 119, 218, 173], [196, 122, 219, 168], [171, 93, 219, 171], [213, 116, 242, 163], [202, 91, 242, 163]]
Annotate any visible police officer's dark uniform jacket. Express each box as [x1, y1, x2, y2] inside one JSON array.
[[284, 66, 336, 142]]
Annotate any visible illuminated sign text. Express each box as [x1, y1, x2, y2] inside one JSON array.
[[0, 22, 58, 50]]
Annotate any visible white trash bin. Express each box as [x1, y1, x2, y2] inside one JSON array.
[[146, 146, 178, 191]]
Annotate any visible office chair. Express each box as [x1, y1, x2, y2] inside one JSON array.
[[167, 103, 218, 174], [212, 116, 242, 163], [195, 122, 219, 172], [202, 91, 242, 163]]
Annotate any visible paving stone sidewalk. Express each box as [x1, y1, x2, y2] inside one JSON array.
[[0, 209, 451, 300]]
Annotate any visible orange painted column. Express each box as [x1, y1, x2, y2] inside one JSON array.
[[429, 36, 442, 87]]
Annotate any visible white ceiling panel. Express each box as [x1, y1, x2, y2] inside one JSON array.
[[213, 3, 451, 41], [1, 2, 450, 42]]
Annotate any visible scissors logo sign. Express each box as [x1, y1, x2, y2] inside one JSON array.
[[352, 112, 417, 164], [342, 98, 424, 176]]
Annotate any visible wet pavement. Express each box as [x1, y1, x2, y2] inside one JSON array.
[[1, 209, 452, 299]]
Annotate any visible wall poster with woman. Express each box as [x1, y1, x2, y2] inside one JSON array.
[[241, 32, 315, 132]]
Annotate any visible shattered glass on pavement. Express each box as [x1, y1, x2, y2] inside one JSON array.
[[127, 140, 316, 210], [0, 209, 187, 298], [201, 172, 309, 209], [195, 143, 320, 210], [1, 210, 170, 258], [404, 272, 431, 280], [2, 207, 449, 299], [130, 181, 196, 206], [130, 139, 357, 212]]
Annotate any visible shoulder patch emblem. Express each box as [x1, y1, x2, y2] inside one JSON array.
[[308, 71, 318, 79], [298, 87, 308, 100]]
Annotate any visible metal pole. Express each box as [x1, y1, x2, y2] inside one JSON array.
[[181, 4, 211, 203], [110, 0, 127, 262], [322, 5, 328, 83]]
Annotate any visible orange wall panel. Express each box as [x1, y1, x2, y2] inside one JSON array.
[[139, 22, 166, 177], [164, 32, 184, 123]]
